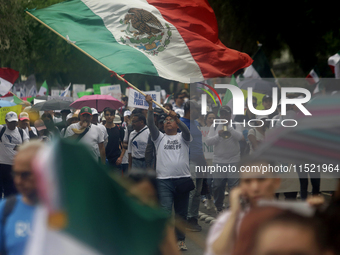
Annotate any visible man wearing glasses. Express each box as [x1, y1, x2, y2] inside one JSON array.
[[145, 95, 193, 251], [0, 141, 42, 255], [172, 92, 185, 112]]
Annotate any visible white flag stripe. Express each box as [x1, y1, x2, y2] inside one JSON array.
[[81, 0, 204, 82], [0, 77, 14, 95]]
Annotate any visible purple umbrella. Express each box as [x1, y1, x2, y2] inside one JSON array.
[[70, 95, 124, 112]]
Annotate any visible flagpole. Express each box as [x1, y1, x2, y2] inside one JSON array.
[[25, 11, 169, 113]]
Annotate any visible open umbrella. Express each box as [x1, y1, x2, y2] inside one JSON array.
[[31, 99, 74, 111], [249, 94, 340, 177], [70, 95, 124, 112], [238, 79, 278, 95], [0, 100, 16, 107]]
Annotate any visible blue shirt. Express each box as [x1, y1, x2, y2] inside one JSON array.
[[0, 195, 36, 255], [180, 117, 205, 162]]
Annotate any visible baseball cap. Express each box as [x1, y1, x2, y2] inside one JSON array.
[[19, 112, 30, 121], [262, 95, 273, 102], [91, 108, 99, 115], [113, 115, 122, 124], [124, 110, 131, 117], [220, 105, 231, 113], [80, 106, 92, 115], [5, 112, 18, 122], [153, 108, 164, 115], [34, 119, 47, 131]]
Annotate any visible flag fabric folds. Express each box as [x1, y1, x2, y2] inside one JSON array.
[[27, 139, 169, 255], [38, 81, 49, 96], [328, 51, 340, 79], [0, 68, 19, 96], [27, 0, 252, 83], [306, 69, 320, 85], [60, 83, 71, 97], [243, 47, 273, 79]]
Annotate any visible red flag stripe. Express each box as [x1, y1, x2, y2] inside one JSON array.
[[0, 68, 19, 84], [147, 0, 253, 78]]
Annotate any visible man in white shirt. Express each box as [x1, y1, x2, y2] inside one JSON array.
[[128, 113, 150, 171], [0, 112, 29, 197], [206, 106, 243, 213], [17, 112, 37, 139], [64, 107, 106, 164], [146, 95, 193, 251]]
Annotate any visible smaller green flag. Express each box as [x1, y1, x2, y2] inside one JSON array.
[[13, 94, 24, 104], [93, 84, 110, 95], [38, 80, 49, 96]]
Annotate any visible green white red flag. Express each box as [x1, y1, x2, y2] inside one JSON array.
[[328, 52, 340, 79], [26, 139, 169, 255], [27, 0, 252, 83], [0, 68, 19, 96]]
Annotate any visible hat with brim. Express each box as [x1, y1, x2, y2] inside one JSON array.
[[113, 115, 122, 124], [5, 111, 18, 122], [220, 105, 231, 114], [80, 106, 92, 115], [34, 119, 47, 131], [19, 112, 30, 121]]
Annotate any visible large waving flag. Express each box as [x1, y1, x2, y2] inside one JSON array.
[[27, 139, 169, 255], [0, 68, 19, 96], [26, 0, 252, 83]]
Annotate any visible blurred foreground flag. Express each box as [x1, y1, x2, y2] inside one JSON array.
[[0, 68, 19, 96], [26, 139, 168, 255], [328, 51, 340, 79], [26, 0, 252, 83]]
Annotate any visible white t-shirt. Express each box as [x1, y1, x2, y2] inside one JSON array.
[[23, 126, 38, 137], [128, 127, 150, 159], [152, 132, 191, 179], [247, 128, 265, 154], [0, 126, 29, 165], [65, 123, 104, 159]]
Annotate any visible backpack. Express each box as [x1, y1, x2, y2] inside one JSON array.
[[0, 126, 24, 143], [1, 196, 17, 255]]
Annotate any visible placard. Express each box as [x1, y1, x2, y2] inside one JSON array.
[[100, 84, 122, 100], [128, 89, 160, 109]]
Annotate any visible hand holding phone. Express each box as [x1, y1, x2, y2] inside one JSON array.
[[229, 187, 248, 214]]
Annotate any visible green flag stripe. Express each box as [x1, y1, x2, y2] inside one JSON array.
[[28, 0, 158, 76]]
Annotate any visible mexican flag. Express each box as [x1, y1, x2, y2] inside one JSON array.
[[243, 47, 274, 79], [0, 68, 19, 96], [328, 52, 340, 79], [306, 69, 319, 85], [38, 80, 49, 96], [26, 0, 253, 83], [26, 139, 169, 255]]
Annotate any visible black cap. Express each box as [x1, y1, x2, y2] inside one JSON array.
[[153, 107, 164, 115], [262, 95, 272, 102], [220, 105, 231, 113], [158, 113, 167, 123]]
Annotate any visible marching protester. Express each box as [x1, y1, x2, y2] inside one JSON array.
[[247, 115, 270, 154], [180, 100, 206, 232], [0, 112, 29, 198], [34, 119, 51, 142], [128, 112, 150, 171], [64, 106, 106, 164], [104, 108, 125, 172], [0, 141, 42, 255], [206, 106, 244, 213], [17, 112, 37, 139], [146, 94, 193, 251]]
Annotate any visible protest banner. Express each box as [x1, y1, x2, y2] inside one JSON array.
[[100, 84, 121, 100], [0, 105, 23, 124], [200, 126, 213, 159], [73, 84, 86, 100], [128, 89, 160, 109]]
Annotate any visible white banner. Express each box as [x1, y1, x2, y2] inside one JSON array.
[[51, 90, 61, 96], [128, 89, 160, 109], [100, 84, 121, 100], [72, 84, 86, 100], [200, 126, 213, 159]]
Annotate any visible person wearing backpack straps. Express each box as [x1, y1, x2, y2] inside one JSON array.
[[0, 112, 29, 198], [0, 141, 41, 255]]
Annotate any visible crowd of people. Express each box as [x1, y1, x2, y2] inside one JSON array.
[[0, 89, 339, 255]]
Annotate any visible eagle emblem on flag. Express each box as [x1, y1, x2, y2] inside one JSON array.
[[120, 8, 172, 56]]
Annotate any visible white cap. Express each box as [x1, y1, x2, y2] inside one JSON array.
[[5, 111, 18, 122], [174, 109, 184, 117], [124, 110, 131, 117], [91, 108, 98, 115], [113, 115, 122, 124]]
